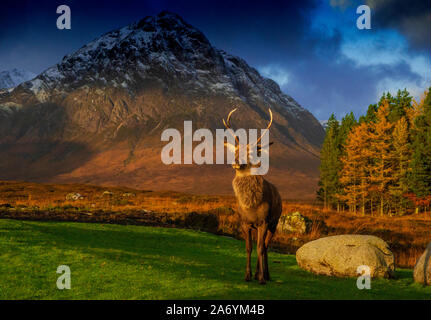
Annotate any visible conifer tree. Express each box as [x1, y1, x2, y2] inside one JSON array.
[[408, 88, 431, 212], [389, 89, 412, 123], [338, 112, 357, 146], [339, 123, 369, 214], [359, 104, 378, 124], [369, 102, 394, 216], [336, 112, 357, 210], [319, 114, 341, 210], [390, 116, 411, 214]]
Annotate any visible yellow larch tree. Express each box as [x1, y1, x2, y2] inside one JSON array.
[[369, 102, 394, 216], [390, 116, 411, 214], [339, 122, 371, 214]]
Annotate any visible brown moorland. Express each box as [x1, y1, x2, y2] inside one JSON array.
[[0, 180, 429, 269]]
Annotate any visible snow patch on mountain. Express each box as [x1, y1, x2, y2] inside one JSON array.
[[320, 120, 329, 129], [0, 68, 36, 89]]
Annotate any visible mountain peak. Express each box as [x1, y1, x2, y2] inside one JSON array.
[[156, 10, 188, 23], [135, 10, 211, 47], [8, 12, 312, 122]]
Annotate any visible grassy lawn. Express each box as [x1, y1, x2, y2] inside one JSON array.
[[0, 219, 430, 300]]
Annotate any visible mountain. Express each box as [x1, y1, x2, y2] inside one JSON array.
[[0, 68, 35, 89], [0, 11, 324, 199]]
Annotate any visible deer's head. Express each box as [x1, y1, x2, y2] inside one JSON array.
[[222, 108, 273, 175]]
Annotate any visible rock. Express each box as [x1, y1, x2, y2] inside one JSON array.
[[413, 243, 431, 285], [296, 235, 395, 278], [276, 212, 310, 235], [102, 191, 114, 197], [66, 193, 84, 201], [122, 193, 136, 197]]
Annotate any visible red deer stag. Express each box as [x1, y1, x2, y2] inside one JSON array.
[[223, 108, 282, 284]]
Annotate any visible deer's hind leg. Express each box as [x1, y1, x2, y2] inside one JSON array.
[[263, 230, 274, 281]]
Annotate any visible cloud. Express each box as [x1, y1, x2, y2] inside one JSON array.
[[340, 30, 407, 66], [258, 65, 290, 86], [340, 28, 431, 102], [366, 0, 431, 51]]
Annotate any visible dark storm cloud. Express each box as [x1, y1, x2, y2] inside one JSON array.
[[367, 0, 431, 51], [0, 0, 323, 72]]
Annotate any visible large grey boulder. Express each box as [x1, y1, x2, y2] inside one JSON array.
[[413, 243, 431, 285], [296, 235, 395, 278]]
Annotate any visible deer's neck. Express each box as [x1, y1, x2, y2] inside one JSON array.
[[233, 174, 264, 208]]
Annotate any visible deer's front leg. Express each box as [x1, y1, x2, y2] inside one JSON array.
[[257, 224, 268, 284], [243, 224, 252, 282]]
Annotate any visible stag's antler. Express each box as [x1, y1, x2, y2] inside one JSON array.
[[251, 108, 273, 148], [223, 108, 273, 148], [223, 108, 240, 145]]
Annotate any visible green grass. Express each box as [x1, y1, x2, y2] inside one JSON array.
[[0, 219, 430, 299]]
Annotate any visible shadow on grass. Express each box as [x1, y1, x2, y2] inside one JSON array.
[[11, 221, 255, 284]]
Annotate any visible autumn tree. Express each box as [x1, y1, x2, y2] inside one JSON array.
[[318, 87, 431, 215], [339, 122, 370, 214], [389, 116, 411, 214], [368, 102, 394, 216]]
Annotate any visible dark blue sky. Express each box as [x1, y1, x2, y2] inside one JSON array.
[[1, 0, 430, 120]]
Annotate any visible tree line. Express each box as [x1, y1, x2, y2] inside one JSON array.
[[318, 88, 431, 215]]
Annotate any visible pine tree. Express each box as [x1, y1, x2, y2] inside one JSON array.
[[339, 112, 357, 146], [319, 114, 341, 210], [408, 88, 431, 213], [389, 89, 412, 123], [359, 104, 378, 124]]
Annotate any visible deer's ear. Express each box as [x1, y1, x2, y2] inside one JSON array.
[[256, 141, 273, 156], [257, 142, 274, 150], [224, 142, 236, 154]]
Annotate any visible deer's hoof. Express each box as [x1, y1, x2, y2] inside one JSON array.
[[259, 278, 266, 285], [245, 273, 252, 282]]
